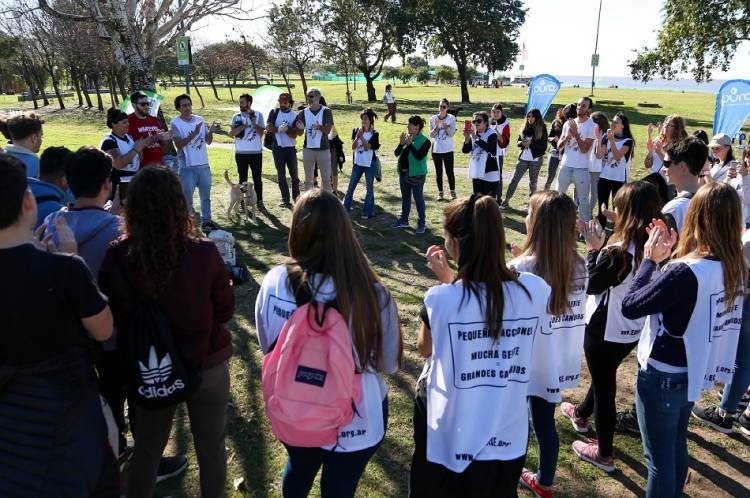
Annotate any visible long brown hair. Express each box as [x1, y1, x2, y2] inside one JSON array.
[[659, 115, 688, 144], [606, 181, 664, 277], [443, 195, 527, 338], [672, 182, 747, 304], [124, 167, 195, 296], [287, 189, 402, 370], [521, 191, 583, 316]]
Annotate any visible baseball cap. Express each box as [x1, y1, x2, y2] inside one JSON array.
[[709, 133, 732, 148]]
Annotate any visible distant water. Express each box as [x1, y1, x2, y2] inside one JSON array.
[[555, 75, 731, 93]]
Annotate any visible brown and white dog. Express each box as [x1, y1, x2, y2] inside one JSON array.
[[223, 170, 257, 222]]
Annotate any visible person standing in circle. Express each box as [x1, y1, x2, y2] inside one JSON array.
[[344, 108, 381, 220], [229, 93, 266, 210], [502, 109, 548, 209], [255, 189, 402, 498], [429, 99, 457, 200], [510, 191, 587, 498], [410, 194, 551, 498], [594, 112, 634, 228], [490, 103, 511, 202], [392, 116, 431, 235], [561, 181, 664, 474], [101, 108, 148, 202], [622, 182, 746, 498], [463, 112, 500, 198]]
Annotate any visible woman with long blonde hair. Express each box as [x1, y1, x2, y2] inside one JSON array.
[[510, 191, 587, 497], [622, 182, 747, 498]]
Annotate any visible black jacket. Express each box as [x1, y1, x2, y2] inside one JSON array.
[[517, 125, 548, 159]]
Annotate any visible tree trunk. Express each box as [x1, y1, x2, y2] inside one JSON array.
[[295, 63, 308, 97], [22, 73, 39, 110], [34, 73, 49, 106], [226, 75, 234, 101], [115, 70, 127, 100], [208, 76, 220, 100], [51, 74, 65, 110], [192, 81, 205, 108], [250, 61, 259, 85], [363, 71, 376, 102], [81, 75, 93, 108], [279, 65, 292, 97], [92, 75, 104, 111], [457, 63, 470, 103], [70, 66, 83, 107]]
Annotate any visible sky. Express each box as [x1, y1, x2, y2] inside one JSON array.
[[196, 0, 750, 79]]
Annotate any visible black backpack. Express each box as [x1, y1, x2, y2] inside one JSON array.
[[264, 108, 277, 150], [124, 301, 201, 408]]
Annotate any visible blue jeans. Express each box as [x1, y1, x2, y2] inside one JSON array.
[[636, 365, 692, 498], [179, 164, 212, 222], [720, 294, 750, 412], [343, 163, 376, 216], [398, 173, 426, 226], [528, 396, 559, 487], [281, 399, 388, 498]]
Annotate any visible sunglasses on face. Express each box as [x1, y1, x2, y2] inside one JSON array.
[[440, 105, 448, 109], [472, 119, 483, 124], [138, 101, 150, 106], [307, 94, 317, 98], [663, 159, 673, 168]]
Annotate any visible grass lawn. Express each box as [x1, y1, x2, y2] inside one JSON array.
[[4, 81, 749, 497]]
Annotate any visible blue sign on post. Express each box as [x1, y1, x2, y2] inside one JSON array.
[[526, 74, 561, 119], [713, 80, 750, 140]]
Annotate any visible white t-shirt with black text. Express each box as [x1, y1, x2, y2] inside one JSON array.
[[232, 111, 265, 154], [170, 115, 209, 167]]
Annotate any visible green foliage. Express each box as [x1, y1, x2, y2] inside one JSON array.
[[629, 0, 750, 82], [435, 65, 457, 83], [421, 0, 526, 101], [398, 65, 416, 83], [406, 55, 429, 68]]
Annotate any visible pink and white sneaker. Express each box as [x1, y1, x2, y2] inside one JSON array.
[[560, 401, 591, 433], [519, 468, 554, 498], [571, 439, 615, 472]]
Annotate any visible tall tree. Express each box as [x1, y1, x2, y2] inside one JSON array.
[[423, 0, 525, 102], [317, 0, 404, 102], [35, 0, 259, 91], [267, 0, 317, 96], [629, 0, 750, 82]]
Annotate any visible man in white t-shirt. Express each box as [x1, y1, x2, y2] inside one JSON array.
[[170, 93, 220, 232], [557, 97, 596, 221], [662, 137, 707, 233], [229, 93, 266, 210]]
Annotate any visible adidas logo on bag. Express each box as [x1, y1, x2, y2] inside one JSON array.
[[137, 346, 185, 399]]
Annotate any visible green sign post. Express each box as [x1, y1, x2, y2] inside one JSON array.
[[591, 54, 600, 67], [176, 36, 191, 66]]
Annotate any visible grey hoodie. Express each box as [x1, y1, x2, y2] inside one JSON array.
[[44, 206, 121, 278]]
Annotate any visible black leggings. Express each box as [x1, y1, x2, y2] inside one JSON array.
[[235, 153, 263, 201], [596, 177, 624, 227], [410, 378, 525, 498], [432, 152, 455, 192], [576, 330, 637, 458]]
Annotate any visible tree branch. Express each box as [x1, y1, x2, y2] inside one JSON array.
[[37, 0, 94, 22]]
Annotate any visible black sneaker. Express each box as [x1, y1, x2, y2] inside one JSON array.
[[499, 201, 509, 210], [692, 405, 734, 434], [614, 408, 641, 435], [155, 455, 188, 483], [201, 220, 219, 233], [737, 411, 750, 436], [715, 386, 750, 410], [257, 200, 266, 211]]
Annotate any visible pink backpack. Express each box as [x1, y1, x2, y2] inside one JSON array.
[[261, 300, 361, 447]]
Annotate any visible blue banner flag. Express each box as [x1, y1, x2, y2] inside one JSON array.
[[526, 74, 561, 118], [713, 80, 750, 139]]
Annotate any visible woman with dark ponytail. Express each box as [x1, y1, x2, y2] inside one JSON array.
[[344, 108, 381, 219], [410, 195, 552, 498]]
